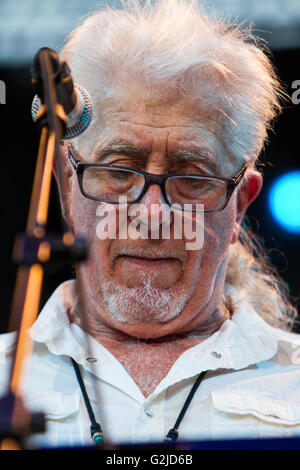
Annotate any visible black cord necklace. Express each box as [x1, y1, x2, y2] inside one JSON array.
[[71, 357, 207, 447], [71, 358, 104, 446]]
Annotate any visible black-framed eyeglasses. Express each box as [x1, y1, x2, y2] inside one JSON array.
[[68, 145, 247, 213]]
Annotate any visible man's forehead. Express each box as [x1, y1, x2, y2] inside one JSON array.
[[78, 87, 237, 175], [94, 96, 224, 151], [91, 135, 220, 175], [99, 87, 226, 128]]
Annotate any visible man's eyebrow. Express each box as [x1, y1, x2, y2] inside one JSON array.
[[94, 140, 149, 161], [171, 148, 219, 173], [94, 142, 219, 173]]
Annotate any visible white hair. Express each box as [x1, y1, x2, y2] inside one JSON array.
[[60, 0, 297, 330]]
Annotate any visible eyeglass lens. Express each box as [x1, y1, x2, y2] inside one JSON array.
[[82, 166, 228, 211]]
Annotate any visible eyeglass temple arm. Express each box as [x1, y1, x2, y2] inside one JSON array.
[[233, 163, 247, 187], [68, 146, 80, 170]]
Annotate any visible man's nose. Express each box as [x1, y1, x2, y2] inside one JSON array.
[[129, 183, 172, 237]]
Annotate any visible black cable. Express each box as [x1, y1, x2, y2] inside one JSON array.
[[164, 370, 207, 443], [71, 355, 207, 446], [70, 358, 103, 446]]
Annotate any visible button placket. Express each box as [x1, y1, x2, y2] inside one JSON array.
[[131, 402, 157, 443]]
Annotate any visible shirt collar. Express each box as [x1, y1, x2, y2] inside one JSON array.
[[30, 280, 86, 362], [155, 295, 279, 394], [30, 280, 280, 393]]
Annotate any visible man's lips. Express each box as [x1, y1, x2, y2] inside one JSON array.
[[117, 254, 179, 267], [112, 246, 187, 266], [121, 253, 174, 260]]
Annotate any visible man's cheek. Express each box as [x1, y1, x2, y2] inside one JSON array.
[[71, 196, 97, 235], [181, 210, 205, 251], [95, 204, 118, 240]]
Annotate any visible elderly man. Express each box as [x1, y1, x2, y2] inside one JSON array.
[[1, 0, 300, 449]]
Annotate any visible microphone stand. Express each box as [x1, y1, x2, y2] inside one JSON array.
[[0, 48, 87, 449]]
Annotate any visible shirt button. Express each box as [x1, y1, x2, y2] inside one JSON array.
[[211, 351, 222, 359], [86, 357, 97, 363], [144, 406, 153, 417]]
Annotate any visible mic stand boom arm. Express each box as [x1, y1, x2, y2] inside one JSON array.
[[0, 48, 87, 448]]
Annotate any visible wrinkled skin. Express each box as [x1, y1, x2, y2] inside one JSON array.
[[57, 89, 262, 343]]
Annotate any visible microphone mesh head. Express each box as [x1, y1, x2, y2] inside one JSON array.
[[31, 94, 41, 121], [64, 85, 92, 140], [31, 85, 92, 140]]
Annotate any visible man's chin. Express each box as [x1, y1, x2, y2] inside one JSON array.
[[100, 279, 191, 324]]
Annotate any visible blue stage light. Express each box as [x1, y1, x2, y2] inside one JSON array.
[[269, 171, 300, 233]]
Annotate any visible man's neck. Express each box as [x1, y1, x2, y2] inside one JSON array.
[[102, 333, 209, 397], [69, 306, 227, 397]]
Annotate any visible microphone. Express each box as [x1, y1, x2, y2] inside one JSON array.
[[31, 47, 92, 140]]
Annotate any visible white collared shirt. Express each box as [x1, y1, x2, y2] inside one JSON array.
[[0, 280, 300, 449]]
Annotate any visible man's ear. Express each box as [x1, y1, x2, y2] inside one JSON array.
[[52, 142, 74, 230], [231, 171, 263, 244]]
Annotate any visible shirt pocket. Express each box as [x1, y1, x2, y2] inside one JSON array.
[[25, 391, 80, 420], [23, 391, 82, 448], [211, 390, 300, 439]]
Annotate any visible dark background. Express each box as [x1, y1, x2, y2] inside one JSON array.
[[0, 48, 299, 333]]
